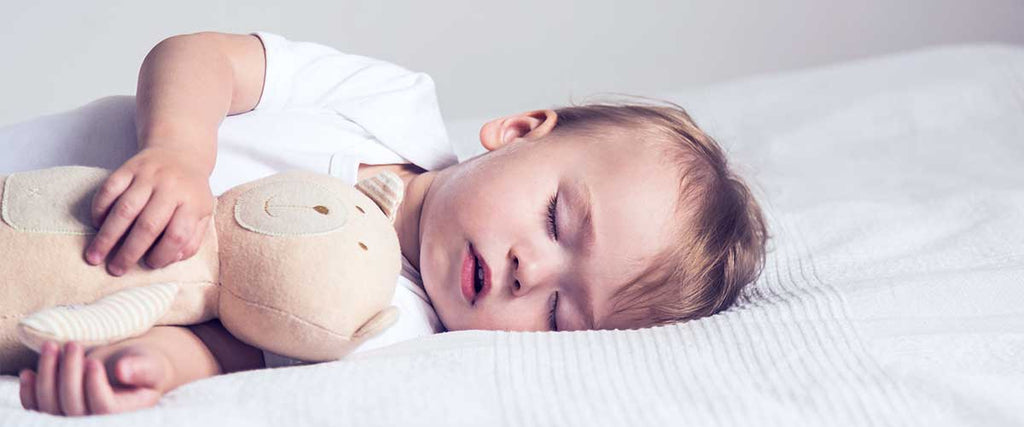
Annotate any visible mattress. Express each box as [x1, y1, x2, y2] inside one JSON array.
[[2, 43, 1023, 426]]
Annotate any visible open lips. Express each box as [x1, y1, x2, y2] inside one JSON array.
[[461, 243, 491, 304]]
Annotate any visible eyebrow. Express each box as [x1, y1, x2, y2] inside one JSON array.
[[567, 179, 597, 329]]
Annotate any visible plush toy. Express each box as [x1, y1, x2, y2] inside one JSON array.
[[0, 166, 403, 374]]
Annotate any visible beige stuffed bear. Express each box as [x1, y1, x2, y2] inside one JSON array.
[[0, 166, 403, 374]]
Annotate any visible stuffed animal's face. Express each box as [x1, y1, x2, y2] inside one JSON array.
[[214, 171, 402, 361], [233, 180, 352, 236]]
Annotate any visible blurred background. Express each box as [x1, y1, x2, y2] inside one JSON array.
[[1, 0, 1022, 128]]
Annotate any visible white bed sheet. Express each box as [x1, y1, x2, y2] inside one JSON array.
[[2, 43, 1023, 426]]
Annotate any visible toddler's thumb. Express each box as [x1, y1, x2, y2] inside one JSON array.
[[114, 354, 165, 389]]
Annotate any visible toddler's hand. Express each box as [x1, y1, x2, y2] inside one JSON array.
[[85, 146, 215, 275], [19, 341, 172, 416]]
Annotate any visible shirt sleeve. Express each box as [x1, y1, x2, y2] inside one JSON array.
[[249, 31, 457, 171]]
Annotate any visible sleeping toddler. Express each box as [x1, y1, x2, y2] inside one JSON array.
[[13, 31, 767, 416]]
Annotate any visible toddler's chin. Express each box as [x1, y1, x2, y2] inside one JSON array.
[[434, 308, 469, 332]]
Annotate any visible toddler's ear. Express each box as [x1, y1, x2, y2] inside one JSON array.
[[480, 109, 558, 151]]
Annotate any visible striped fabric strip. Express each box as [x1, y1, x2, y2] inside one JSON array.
[[355, 171, 405, 221], [19, 282, 178, 344]]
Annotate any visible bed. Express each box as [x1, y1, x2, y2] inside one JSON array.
[[1, 42, 1022, 426]]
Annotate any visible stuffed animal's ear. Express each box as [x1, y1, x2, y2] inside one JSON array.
[[352, 306, 399, 341], [354, 171, 404, 223]]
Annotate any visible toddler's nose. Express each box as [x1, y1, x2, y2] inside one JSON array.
[[510, 253, 556, 296]]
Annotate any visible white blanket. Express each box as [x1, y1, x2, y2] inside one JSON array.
[[2, 43, 1022, 426]]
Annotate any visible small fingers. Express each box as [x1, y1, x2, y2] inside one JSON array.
[[86, 184, 153, 275], [109, 192, 177, 273], [114, 352, 165, 389], [90, 171, 133, 229], [180, 216, 211, 261], [145, 206, 199, 269], [84, 359, 116, 415], [58, 342, 87, 416], [19, 369, 37, 411], [34, 341, 61, 415]]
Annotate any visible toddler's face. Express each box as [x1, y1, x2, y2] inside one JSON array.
[[417, 111, 681, 331]]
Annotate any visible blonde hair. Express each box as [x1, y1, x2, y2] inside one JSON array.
[[552, 99, 768, 329]]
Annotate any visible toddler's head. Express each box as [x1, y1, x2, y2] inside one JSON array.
[[415, 99, 767, 331]]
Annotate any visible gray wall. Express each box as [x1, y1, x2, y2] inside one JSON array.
[[2, 0, 1022, 127]]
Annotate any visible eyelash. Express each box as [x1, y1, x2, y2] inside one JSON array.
[[549, 291, 559, 331], [545, 193, 558, 240], [545, 194, 559, 330]]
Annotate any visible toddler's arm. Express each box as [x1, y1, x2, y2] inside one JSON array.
[[18, 321, 263, 416], [85, 32, 268, 275]]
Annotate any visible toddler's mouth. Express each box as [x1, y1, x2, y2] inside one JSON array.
[[461, 243, 491, 305]]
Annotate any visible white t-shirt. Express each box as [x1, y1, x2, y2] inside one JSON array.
[[0, 31, 453, 365], [209, 31, 457, 195]]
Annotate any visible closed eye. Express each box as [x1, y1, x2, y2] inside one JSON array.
[[548, 291, 559, 331], [545, 193, 558, 240]]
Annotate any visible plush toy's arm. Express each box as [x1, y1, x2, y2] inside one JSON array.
[[17, 283, 179, 353]]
